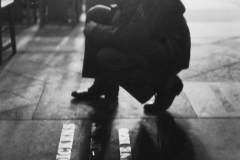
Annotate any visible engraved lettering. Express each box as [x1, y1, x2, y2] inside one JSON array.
[[60, 135, 73, 142], [56, 153, 71, 159], [58, 141, 73, 149], [210, 85, 235, 112], [56, 124, 75, 160], [120, 146, 131, 153], [61, 130, 74, 135], [58, 148, 71, 155], [63, 124, 75, 130], [118, 128, 132, 160]]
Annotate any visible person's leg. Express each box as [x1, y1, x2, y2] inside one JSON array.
[[96, 48, 162, 103], [72, 5, 114, 100], [95, 48, 136, 100], [143, 75, 183, 113], [96, 48, 184, 112], [82, 5, 114, 78]]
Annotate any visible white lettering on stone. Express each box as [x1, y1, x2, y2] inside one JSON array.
[[56, 123, 76, 160], [56, 153, 71, 159], [118, 128, 132, 160], [61, 130, 74, 135], [58, 148, 71, 155], [60, 135, 74, 142], [58, 141, 73, 149], [63, 124, 75, 130]]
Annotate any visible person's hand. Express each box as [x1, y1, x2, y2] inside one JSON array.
[[83, 21, 97, 37]]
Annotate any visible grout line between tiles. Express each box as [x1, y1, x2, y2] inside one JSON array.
[[31, 84, 47, 120]]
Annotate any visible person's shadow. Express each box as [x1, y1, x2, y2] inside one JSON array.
[[88, 110, 195, 160], [71, 97, 119, 118], [133, 112, 195, 160]]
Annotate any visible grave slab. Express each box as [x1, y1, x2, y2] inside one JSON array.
[[177, 118, 240, 160], [116, 87, 196, 118], [0, 71, 43, 92], [33, 80, 95, 120], [0, 83, 45, 120], [77, 79, 195, 118], [91, 114, 187, 160], [184, 82, 240, 117], [33, 78, 195, 119], [0, 120, 83, 160]]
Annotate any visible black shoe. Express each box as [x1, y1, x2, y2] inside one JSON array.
[[144, 76, 183, 113], [72, 81, 119, 101], [71, 81, 103, 100], [71, 89, 103, 100]]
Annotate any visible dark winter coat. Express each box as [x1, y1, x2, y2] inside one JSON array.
[[89, 0, 191, 73]]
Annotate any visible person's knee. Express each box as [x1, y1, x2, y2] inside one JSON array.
[[86, 5, 111, 23]]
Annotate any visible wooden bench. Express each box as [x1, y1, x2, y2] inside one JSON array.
[[1, 0, 17, 64]]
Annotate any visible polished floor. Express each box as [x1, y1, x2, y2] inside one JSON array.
[[0, 0, 240, 159]]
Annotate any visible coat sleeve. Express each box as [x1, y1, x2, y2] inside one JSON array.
[[89, 0, 168, 50]]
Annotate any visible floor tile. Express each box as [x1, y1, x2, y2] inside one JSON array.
[[33, 78, 194, 119], [115, 88, 196, 118], [0, 104, 37, 120], [16, 25, 40, 51], [33, 81, 92, 120], [183, 37, 240, 81], [177, 118, 240, 160], [184, 82, 240, 117], [5, 58, 81, 84], [0, 120, 82, 160], [214, 36, 240, 51], [15, 38, 82, 67], [15, 50, 63, 66], [19, 42, 84, 69], [45, 37, 85, 71], [167, 91, 196, 118], [185, 63, 240, 82], [0, 71, 43, 92], [90, 114, 187, 160], [189, 47, 239, 73], [0, 83, 45, 120], [54, 58, 84, 73], [25, 66, 81, 83], [5, 59, 45, 76]]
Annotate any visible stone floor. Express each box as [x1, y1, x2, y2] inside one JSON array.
[[0, 0, 240, 159]]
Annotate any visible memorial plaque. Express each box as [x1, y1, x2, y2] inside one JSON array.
[[184, 82, 240, 117], [118, 128, 132, 160], [56, 124, 76, 160]]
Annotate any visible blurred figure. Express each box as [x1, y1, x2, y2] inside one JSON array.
[[72, 0, 191, 112]]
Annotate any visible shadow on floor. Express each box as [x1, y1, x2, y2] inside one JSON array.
[[86, 109, 195, 160], [135, 112, 195, 160]]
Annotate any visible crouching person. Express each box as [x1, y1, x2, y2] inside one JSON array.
[[72, 0, 191, 113]]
